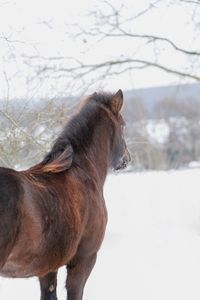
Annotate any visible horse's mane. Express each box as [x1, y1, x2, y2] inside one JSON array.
[[32, 92, 114, 174]]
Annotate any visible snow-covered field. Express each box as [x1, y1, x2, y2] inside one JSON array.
[[1, 169, 200, 299]]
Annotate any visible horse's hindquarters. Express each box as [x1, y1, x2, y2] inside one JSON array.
[[0, 174, 83, 278]]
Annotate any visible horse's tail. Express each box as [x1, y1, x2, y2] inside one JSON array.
[[0, 168, 22, 267]]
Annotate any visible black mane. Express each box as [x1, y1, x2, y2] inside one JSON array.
[[40, 92, 114, 173]]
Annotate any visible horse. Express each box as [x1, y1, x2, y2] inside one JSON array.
[[0, 89, 131, 300]]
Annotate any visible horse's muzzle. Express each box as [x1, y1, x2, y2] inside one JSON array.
[[115, 148, 131, 171]]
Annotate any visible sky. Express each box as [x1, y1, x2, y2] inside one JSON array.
[[0, 0, 199, 98]]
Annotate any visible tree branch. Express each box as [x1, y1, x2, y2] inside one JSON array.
[[31, 58, 200, 81], [0, 110, 46, 150]]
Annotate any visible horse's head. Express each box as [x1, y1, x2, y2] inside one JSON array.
[[107, 89, 131, 171], [38, 89, 130, 175]]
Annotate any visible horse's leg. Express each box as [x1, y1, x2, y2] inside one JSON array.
[[66, 253, 97, 300], [39, 271, 58, 300]]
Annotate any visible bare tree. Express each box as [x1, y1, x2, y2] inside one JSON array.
[[1, 0, 200, 170], [21, 0, 200, 94]]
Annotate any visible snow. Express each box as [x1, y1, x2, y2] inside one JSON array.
[[1, 169, 200, 299], [188, 161, 200, 169], [146, 119, 170, 144]]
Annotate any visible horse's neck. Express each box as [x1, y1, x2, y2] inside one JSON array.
[[76, 135, 110, 186]]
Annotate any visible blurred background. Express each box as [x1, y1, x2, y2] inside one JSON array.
[[1, 1, 200, 300], [0, 0, 200, 171]]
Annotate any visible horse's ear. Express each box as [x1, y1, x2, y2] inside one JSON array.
[[42, 142, 73, 173], [92, 92, 97, 97], [111, 89, 123, 114]]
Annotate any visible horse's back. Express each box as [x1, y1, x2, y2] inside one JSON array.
[[0, 167, 22, 199], [0, 167, 22, 266]]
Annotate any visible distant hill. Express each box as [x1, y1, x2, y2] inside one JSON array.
[[124, 83, 200, 115], [1, 83, 200, 120]]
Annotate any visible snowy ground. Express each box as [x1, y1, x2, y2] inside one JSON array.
[[1, 169, 200, 299]]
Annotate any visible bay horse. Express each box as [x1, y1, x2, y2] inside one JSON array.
[[0, 89, 130, 300]]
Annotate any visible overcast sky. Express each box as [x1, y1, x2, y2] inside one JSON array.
[[0, 0, 199, 98]]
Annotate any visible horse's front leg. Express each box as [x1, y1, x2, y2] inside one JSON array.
[[39, 271, 58, 300], [66, 253, 97, 300]]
